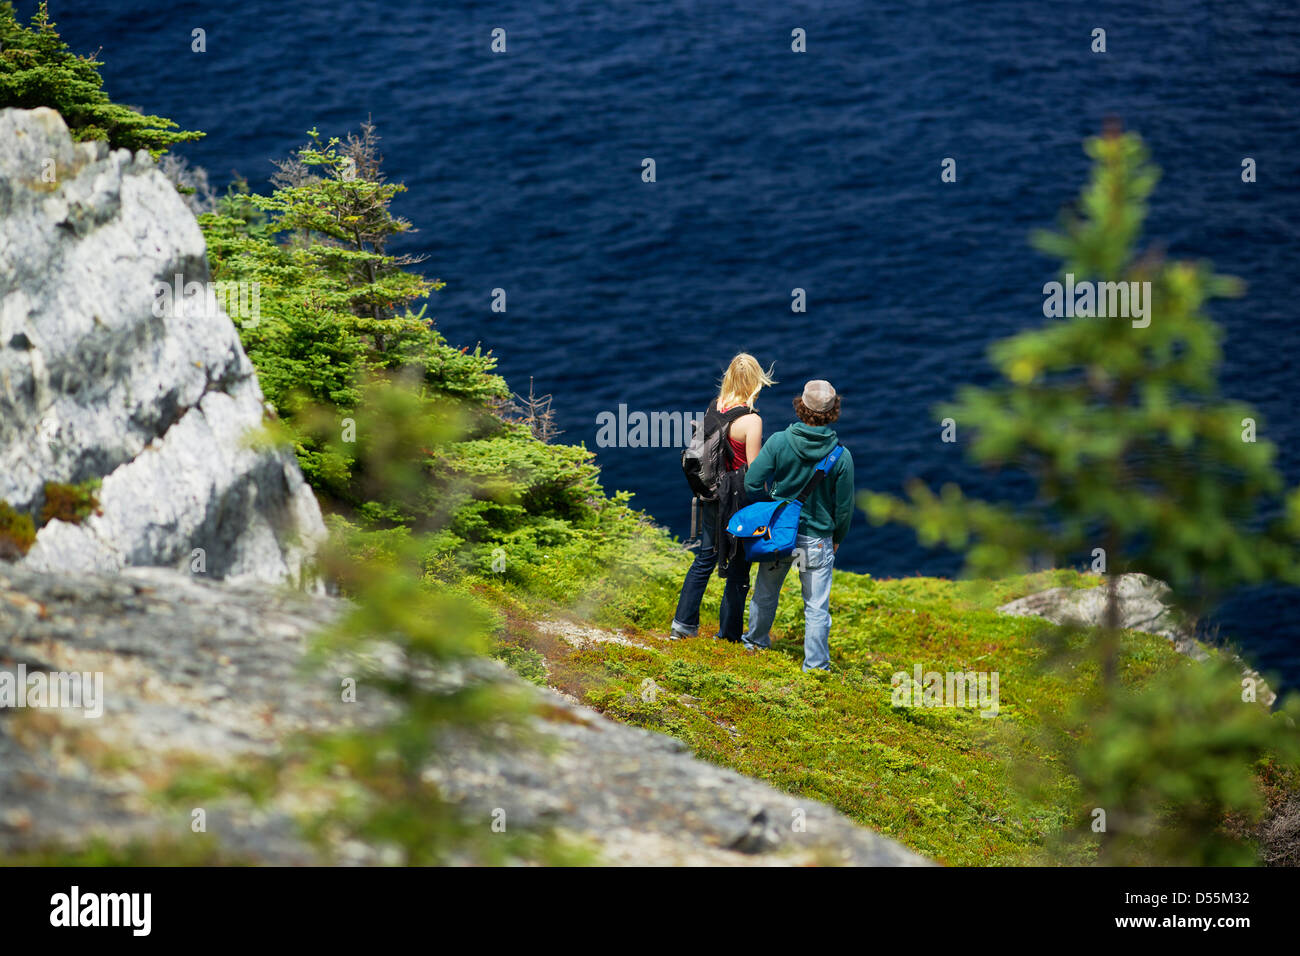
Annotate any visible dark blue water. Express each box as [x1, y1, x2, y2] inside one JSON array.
[[38, 1, 1300, 687]]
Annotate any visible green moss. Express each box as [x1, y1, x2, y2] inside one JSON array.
[[0, 834, 250, 866], [39, 478, 101, 526], [0, 499, 36, 557], [493, 643, 549, 686], [485, 538, 1192, 866]]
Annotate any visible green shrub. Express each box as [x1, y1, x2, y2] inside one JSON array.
[[200, 124, 669, 602], [0, 499, 36, 558], [1069, 658, 1300, 865], [0, 2, 202, 156], [39, 478, 101, 526]]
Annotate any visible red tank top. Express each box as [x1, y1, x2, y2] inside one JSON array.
[[720, 404, 749, 469]]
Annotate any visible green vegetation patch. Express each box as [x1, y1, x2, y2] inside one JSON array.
[[0, 2, 202, 156], [0, 499, 36, 558], [40, 478, 101, 526], [493, 556, 1190, 865]]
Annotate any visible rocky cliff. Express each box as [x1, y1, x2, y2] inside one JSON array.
[[0, 565, 926, 865], [0, 107, 324, 583]]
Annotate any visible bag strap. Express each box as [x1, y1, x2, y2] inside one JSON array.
[[704, 401, 749, 432], [795, 444, 844, 504], [714, 403, 750, 468]]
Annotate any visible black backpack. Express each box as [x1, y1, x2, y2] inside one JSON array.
[[681, 401, 749, 501]]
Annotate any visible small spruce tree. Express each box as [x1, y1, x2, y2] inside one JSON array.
[[202, 125, 607, 570], [0, 2, 201, 156], [863, 128, 1300, 864]]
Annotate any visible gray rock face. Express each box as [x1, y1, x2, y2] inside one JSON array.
[[998, 573, 1204, 655], [998, 573, 1275, 706], [0, 566, 927, 866], [0, 107, 324, 584]]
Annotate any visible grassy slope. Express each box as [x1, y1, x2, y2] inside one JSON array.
[[475, 525, 1195, 866]]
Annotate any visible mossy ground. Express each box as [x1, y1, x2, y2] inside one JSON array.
[[477, 531, 1199, 866]]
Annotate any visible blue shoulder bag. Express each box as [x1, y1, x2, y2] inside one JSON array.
[[727, 444, 844, 559]]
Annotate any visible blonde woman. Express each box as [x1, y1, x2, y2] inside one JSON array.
[[670, 353, 776, 641]]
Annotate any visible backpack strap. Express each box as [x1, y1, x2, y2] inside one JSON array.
[[714, 403, 751, 469], [795, 444, 844, 504], [704, 401, 750, 430]]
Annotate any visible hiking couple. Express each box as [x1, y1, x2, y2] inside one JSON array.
[[671, 353, 855, 672]]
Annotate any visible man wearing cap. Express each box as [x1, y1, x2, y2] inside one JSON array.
[[740, 380, 855, 672]]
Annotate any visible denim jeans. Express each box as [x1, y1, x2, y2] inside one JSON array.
[[672, 500, 751, 641], [742, 534, 835, 671]]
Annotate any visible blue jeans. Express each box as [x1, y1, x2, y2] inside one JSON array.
[[672, 500, 751, 641], [742, 534, 835, 671]]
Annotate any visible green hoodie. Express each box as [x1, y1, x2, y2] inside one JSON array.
[[743, 423, 855, 544]]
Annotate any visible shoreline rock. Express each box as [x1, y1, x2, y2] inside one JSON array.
[[998, 572, 1277, 707]]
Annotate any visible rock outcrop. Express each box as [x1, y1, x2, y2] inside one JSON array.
[[0, 565, 927, 866], [998, 572, 1276, 706], [998, 573, 1205, 656], [0, 107, 324, 584]]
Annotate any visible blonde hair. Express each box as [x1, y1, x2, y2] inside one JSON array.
[[717, 353, 776, 410]]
